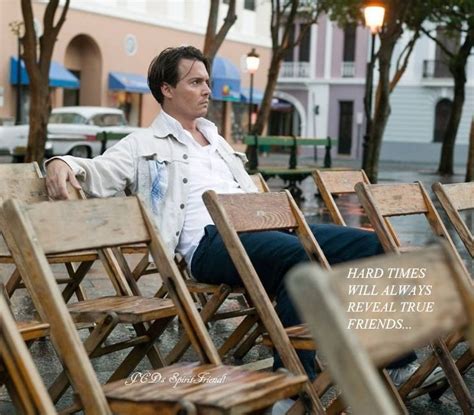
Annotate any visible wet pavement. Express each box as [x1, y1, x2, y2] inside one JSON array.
[[0, 154, 472, 414]]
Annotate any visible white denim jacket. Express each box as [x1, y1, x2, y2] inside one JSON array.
[[57, 111, 257, 255]]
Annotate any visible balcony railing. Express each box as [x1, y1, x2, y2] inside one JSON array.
[[279, 62, 311, 79], [341, 61, 355, 77], [423, 60, 451, 78]]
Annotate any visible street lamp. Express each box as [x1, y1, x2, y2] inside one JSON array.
[[246, 47, 260, 171], [9, 21, 24, 125], [361, 2, 385, 169], [246, 48, 260, 133]]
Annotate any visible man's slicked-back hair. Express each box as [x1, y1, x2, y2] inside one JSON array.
[[148, 46, 210, 105]]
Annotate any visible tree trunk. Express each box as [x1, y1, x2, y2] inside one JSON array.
[[253, 51, 283, 136], [245, 51, 282, 167], [25, 80, 50, 162], [437, 71, 466, 175], [437, 31, 472, 175], [364, 37, 397, 183], [466, 118, 473, 182]]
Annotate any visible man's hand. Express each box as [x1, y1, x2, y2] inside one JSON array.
[[45, 159, 82, 200]]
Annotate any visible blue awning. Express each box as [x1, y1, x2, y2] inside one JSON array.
[[211, 56, 241, 102], [240, 87, 264, 105], [10, 57, 80, 89], [108, 71, 150, 94]]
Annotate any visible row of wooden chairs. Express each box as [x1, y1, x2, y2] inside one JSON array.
[[0, 164, 471, 414], [0, 194, 307, 414], [203, 169, 473, 414]]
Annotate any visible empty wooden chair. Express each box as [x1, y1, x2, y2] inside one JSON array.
[[0, 180, 178, 402], [0, 163, 90, 300], [433, 182, 473, 257], [287, 244, 474, 415], [2, 195, 306, 414], [0, 290, 56, 414], [355, 181, 473, 413], [313, 169, 370, 226]]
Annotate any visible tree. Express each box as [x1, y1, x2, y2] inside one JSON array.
[[203, 0, 237, 68], [248, 0, 319, 165], [467, 118, 473, 182], [422, 0, 474, 175], [364, 1, 431, 182], [21, 0, 71, 163]]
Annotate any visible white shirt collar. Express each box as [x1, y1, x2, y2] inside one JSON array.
[[151, 110, 219, 147]]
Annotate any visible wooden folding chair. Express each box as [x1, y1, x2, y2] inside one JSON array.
[[203, 189, 334, 414], [431, 181, 474, 399], [355, 181, 473, 413], [433, 182, 473, 257], [0, 178, 179, 402], [0, 291, 56, 414], [2, 195, 306, 414], [313, 169, 370, 226], [287, 244, 474, 415], [0, 163, 90, 301]]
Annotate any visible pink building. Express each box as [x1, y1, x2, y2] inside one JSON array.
[[0, 0, 272, 139]]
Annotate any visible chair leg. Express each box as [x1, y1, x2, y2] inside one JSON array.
[[234, 322, 265, 359], [380, 369, 409, 415], [49, 312, 119, 402], [107, 317, 173, 383], [61, 261, 94, 303], [218, 313, 259, 357], [428, 347, 473, 400], [165, 284, 231, 364], [131, 253, 151, 282], [398, 331, 462, 398], [4, 269, 21, 298], [432, 339, 473, 415]]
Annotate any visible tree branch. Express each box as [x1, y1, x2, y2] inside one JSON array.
[[210, 0, 237, 58], [421, 26, 454, 58], [390, 29, 420, 92]]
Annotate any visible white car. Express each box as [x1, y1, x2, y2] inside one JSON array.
[[0, 106, 142, 160]]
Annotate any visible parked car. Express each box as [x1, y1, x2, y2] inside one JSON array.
[[0, 106, 142, 161]]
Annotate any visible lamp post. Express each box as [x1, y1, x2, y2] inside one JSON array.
[[9, 21, 24, 125], [246, 47, 260, 170], [361, 3, 385, 170]]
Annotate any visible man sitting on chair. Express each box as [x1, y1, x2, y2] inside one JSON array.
[[45, 46, 440, 392]]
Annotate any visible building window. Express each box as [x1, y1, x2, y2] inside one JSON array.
[[343, 24, 356, 62], [433, 98, 453, 142], [244, 0, 255, 11], [338, 101, 354, 154], [298, 26, 311, 62], [283, 24, 296, 62]]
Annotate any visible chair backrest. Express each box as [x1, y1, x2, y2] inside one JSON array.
[[287, 244, 474, 415], [250, 173, 270, 193], [313, 169, 370, 226], [433, 182, 473, 257], [355, 181, 471, 280], [202, 189, 329, 412], [0, 291, 57, 414], [0, 177, 82, 263], [0, 162, 43, 179], [1, 196, 222, 414]]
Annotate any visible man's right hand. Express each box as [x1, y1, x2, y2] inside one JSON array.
[[45, 159, 82, 200]]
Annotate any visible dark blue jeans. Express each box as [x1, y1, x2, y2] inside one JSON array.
[[191, 223, 416, 379]]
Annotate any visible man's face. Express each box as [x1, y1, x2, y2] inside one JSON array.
[[163, 58, 211, 119]]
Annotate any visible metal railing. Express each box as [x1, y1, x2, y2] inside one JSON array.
[[423, 60, 451, 78], [279, 62, 311, 79], [341, 61, 355, 77]]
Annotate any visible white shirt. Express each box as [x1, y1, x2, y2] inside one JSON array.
[[176, 126, 244, 265]]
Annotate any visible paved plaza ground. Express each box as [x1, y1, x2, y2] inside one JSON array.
[[0, 153, 472, 414]]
